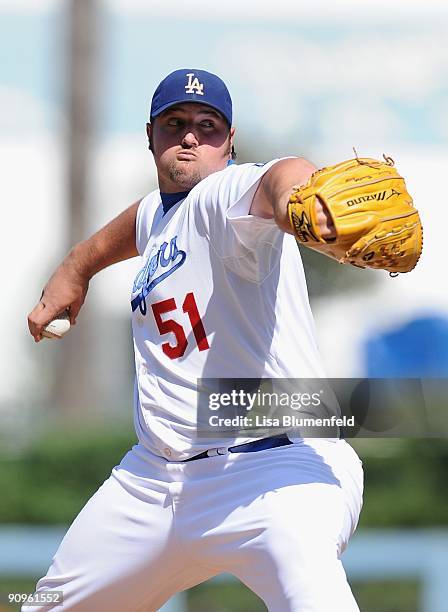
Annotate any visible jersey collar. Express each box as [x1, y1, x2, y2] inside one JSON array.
[[160, 191, 190, 215], [160, 161, 235, 215]]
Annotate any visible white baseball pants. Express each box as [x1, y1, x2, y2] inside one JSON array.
[[23, 438, 363, 612]]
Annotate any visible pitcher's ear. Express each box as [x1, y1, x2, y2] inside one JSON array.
[[146, 123, 153, 151]]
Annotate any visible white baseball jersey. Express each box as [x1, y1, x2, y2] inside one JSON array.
[[131, 160, 327, 460]]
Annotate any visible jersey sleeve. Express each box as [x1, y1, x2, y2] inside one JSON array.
[[192, 159, 291, 282], [135, 191, 161, 255]]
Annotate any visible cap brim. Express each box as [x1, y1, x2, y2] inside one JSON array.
[[150, 99, 231, 125]]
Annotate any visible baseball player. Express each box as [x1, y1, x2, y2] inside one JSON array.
[[27, 68, 421, 611]]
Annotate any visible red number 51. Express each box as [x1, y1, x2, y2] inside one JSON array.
[[151, 292, 210, 359]]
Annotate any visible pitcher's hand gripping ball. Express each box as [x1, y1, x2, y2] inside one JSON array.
[[287, 156, 423, 273], [42, 313, 71, 339]]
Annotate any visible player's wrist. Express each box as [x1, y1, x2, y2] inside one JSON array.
[[66, 242, 97, 281], [274, 190, 296, 234]]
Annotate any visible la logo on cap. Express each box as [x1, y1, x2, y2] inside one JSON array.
[[185, 73, 204, 95]]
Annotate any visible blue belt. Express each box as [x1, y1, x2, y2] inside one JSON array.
[[182, 433, 293, 462]]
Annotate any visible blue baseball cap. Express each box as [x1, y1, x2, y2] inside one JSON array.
[[150, 69, 233, 126]]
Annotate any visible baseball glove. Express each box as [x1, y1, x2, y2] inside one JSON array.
[[287, 156, 423, 274]]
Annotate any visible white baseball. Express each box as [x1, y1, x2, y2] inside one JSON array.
[[42, 316, 71, 339]]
